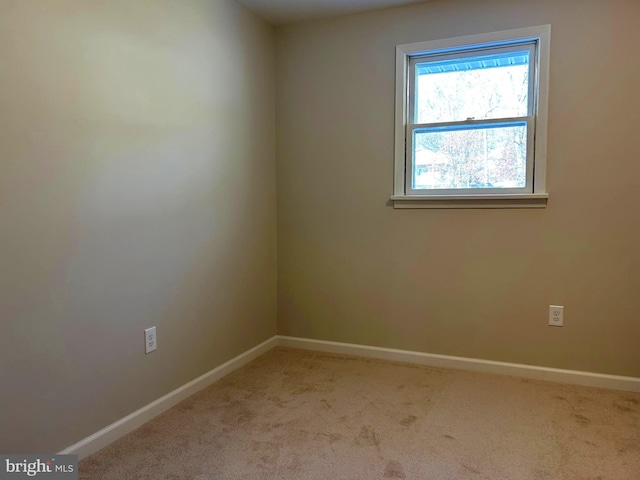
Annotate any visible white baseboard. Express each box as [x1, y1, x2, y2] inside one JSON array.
[[276, 336, 640, 393], [61, 334, 639, 460], [59, 336, 278, 460]]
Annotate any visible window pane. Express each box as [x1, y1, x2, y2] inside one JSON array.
[[413, 123, 527, 190], [415, 50, 530, 124]]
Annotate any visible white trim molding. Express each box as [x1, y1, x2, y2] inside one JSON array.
[[390, 193, 549, 209], [59, 336, 278, 460], [61, 334, 640, 460], [277, 336, 640, 393]]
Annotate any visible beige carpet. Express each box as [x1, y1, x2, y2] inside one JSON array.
[[80, 348, 640, 479]]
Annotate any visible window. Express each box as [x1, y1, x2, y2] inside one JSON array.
[[392, 26, 551, 208]]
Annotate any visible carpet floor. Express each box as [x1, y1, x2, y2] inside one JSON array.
[[79, 347, 640, 479]]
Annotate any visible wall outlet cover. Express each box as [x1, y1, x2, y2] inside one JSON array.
[[549, 305, 564, 327], [145, 327, 157, 354]]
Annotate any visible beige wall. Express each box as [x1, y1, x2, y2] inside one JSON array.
[[276, 0, 640, 377], [0, 0, 276, 453]]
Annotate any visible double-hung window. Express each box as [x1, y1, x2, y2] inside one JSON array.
[[393, 26, 551, 208]]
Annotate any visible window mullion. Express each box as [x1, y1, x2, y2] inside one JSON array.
[[409, 116, 531, 131]]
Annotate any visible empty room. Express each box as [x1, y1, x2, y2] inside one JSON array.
[[1, 0, 639, 478]]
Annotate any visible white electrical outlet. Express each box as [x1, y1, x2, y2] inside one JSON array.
[[145, 326, 157, 354], [549, 305, 564, 327]]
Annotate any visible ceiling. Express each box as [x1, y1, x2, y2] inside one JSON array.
[[237, 0, 429, 25]]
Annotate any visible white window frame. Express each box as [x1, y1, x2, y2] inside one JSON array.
[[392, 25, 551, 209]]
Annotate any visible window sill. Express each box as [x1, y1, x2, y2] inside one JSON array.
[[390, 193, 549, 209]]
